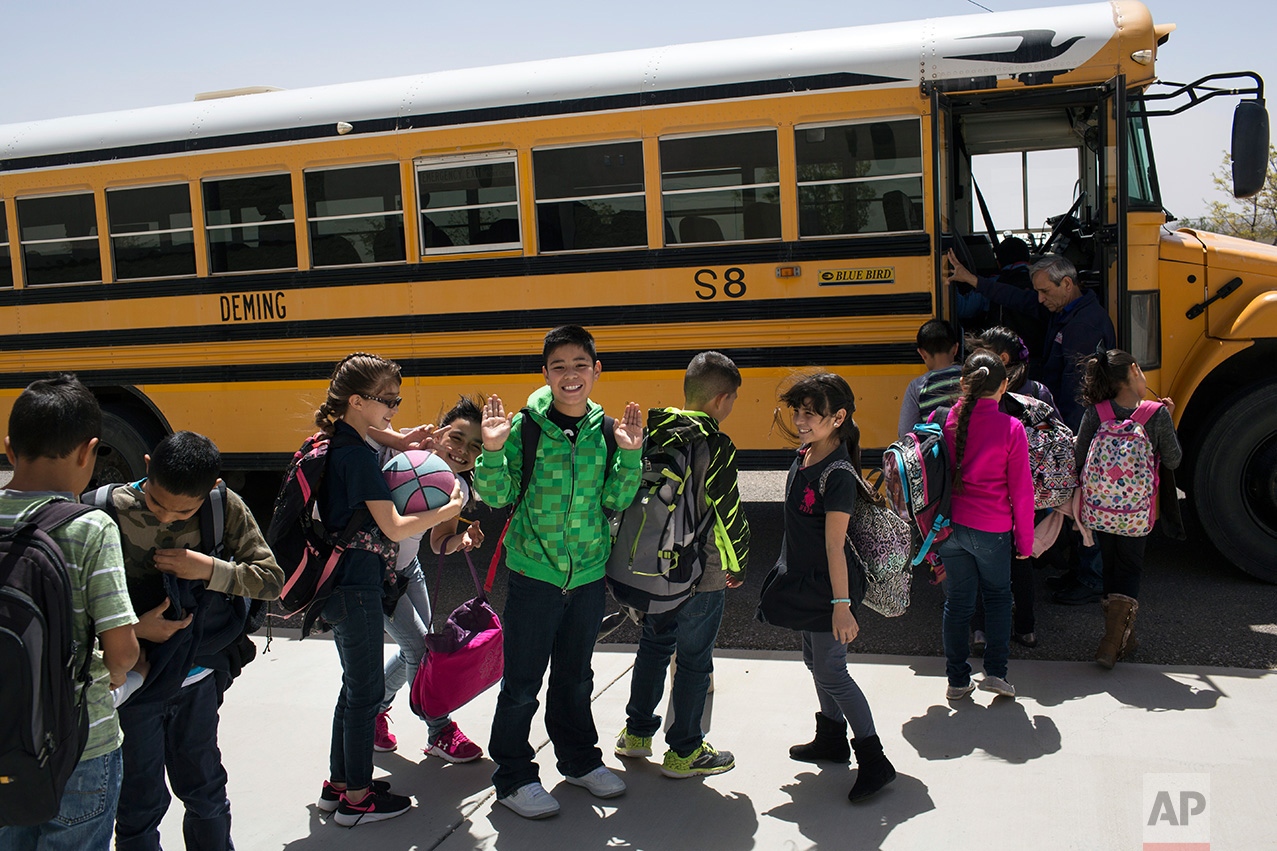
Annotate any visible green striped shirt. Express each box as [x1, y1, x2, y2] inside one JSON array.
[[0, 491, 136, 760]]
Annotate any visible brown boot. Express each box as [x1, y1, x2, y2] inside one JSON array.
[[1095, 594, 1138, 669]]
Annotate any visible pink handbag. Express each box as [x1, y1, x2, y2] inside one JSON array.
[[409, 549, 504, 719]]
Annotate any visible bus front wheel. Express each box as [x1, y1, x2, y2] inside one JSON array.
[[93, 409, 158, 488], [1193, 382, 1277, 583]]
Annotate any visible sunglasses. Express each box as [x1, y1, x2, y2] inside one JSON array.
[[362, 393, 402, 409]]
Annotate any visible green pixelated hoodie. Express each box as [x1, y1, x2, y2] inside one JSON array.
[[474, 385, 642, 590]]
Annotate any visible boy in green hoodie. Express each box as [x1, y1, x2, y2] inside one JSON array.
[[613, 351, 750, 779], [476, 325, 642, 819]]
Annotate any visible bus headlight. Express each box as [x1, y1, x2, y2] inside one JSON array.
[[1129, 291, 1161, 370]]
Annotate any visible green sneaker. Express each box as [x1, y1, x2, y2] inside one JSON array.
[[614, 728, 653, 758], [660, 742, 735, 778]]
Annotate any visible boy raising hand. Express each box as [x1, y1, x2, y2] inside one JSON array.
[[475, 325, 642, 819]]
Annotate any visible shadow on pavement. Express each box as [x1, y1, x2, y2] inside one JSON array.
[[765, 770, 936, 850]]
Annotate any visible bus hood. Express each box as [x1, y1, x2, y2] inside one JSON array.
[[1166, 228, 1277, 339]]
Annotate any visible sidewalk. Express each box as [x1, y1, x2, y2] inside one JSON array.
[[166, 634, 1275, 850]]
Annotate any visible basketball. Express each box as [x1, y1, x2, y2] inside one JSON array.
[[382, 450, 456, 514]]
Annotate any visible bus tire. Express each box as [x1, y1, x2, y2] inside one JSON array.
[[93, 409, 158, 488], [1192, 381, 1277, 583]]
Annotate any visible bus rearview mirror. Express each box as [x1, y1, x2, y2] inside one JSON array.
[[1231, 99, 1269, 199]]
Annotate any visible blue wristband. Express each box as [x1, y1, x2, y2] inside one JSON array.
[[831, 598, 852, 605]]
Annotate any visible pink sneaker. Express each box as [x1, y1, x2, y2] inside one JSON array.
[[374, 711, 397, 753], [424, 721, 483, 763]]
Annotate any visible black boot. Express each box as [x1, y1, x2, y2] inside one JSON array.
[[848, 734, 896, 803], [789, 713, 850, 763]]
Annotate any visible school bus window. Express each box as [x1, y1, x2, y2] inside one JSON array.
[[660, 130, 780, 245], [416, 157, 520, 255], [533, 142, 645, 252], [106, 184, 196, 280], [203, 173, 297, 274], [795, 119, 924, 238], [0, 201, 11, 288], [17, 192, 102, 286], [305, 163, 405, 266]]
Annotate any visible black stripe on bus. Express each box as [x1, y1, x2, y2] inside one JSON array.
[[1, 72, 904, 173], [0, 233, 931, 308], [220, 446, 887, 472], [0, 292, 932, 352], [219, 447, 887, 473], [0, 343, 917, 390]]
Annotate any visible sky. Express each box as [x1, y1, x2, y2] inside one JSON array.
[[2, 0, 1271, 221]]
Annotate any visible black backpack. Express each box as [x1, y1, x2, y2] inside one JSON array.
[[266, 431, 369, 637], [605, 431, 713, 615], [0, 500, 99, 827]]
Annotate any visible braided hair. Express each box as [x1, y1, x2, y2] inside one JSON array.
[[953, 349, 1008, 492], [1079, 347, 1137, 405], [314, 352, 402, 435]]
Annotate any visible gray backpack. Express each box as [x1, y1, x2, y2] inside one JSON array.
[[605, 435, 713, 615]]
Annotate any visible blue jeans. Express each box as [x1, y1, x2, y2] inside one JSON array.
[[939, 525, 1013, 685], [489, 572, 605, 798], [380, 559, 449, 739], [0, 748, 122, 851], [324, 585, 386, 791], [625, 590, 725, 757], [115, 675, 232, 851]]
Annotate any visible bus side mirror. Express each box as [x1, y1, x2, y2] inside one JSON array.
[[1231, 99, 1269, 199]]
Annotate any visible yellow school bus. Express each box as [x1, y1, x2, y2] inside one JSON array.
[[0, 1, 1273, 579]]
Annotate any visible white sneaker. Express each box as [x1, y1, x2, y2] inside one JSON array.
[[565, 766, 626, 799], [497, 782, 560, 819], [946, 680, 977, 701], [979, 675, 1016, 698]]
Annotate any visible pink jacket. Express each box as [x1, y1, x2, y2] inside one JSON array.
[[944, 398, 1035, 557]]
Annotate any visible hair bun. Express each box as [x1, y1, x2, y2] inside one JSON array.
[[973, 366, 990, 380]]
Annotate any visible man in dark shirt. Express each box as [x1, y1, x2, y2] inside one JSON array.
[[947, 252, 1114, 431], [946, 251, 1116, 605]]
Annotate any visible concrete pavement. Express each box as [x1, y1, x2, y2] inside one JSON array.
[[162, 633, 1275, 850]]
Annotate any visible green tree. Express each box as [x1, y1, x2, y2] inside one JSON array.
[[1180, 146, 1277, 245]]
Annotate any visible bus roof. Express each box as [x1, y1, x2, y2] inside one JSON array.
[[1, 1, 1156, 171]]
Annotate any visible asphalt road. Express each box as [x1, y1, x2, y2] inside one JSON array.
[[420, 472, 1277, 670]]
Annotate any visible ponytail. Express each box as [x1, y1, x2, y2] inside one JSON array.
[[315, 352, 401, 435], [953, 349, 1007, 492], [1079, 346, 1137, 406]]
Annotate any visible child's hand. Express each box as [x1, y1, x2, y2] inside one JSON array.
[[403, 423, 443, 452], [482, 395, 512, 450], [462, 520, 484, 551], [614, 402, 643, 451], [1159, 396, 1175, 416], [134, 601, 193, 643], [832, 604, 859, 644], [445, 478, 465, 515], [725, 574, 743, 589], [154, 548, 214, 582]]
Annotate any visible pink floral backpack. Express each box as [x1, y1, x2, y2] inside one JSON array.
[[1079, 400, 1161, 537]]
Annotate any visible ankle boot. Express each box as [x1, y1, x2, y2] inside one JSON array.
[[789, 713, 850, 763], [848, 734, 896, 803], [1095, 594, 1138, 669]]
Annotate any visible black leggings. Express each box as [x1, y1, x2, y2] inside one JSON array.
[[1097, 531, 1148, 599]]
